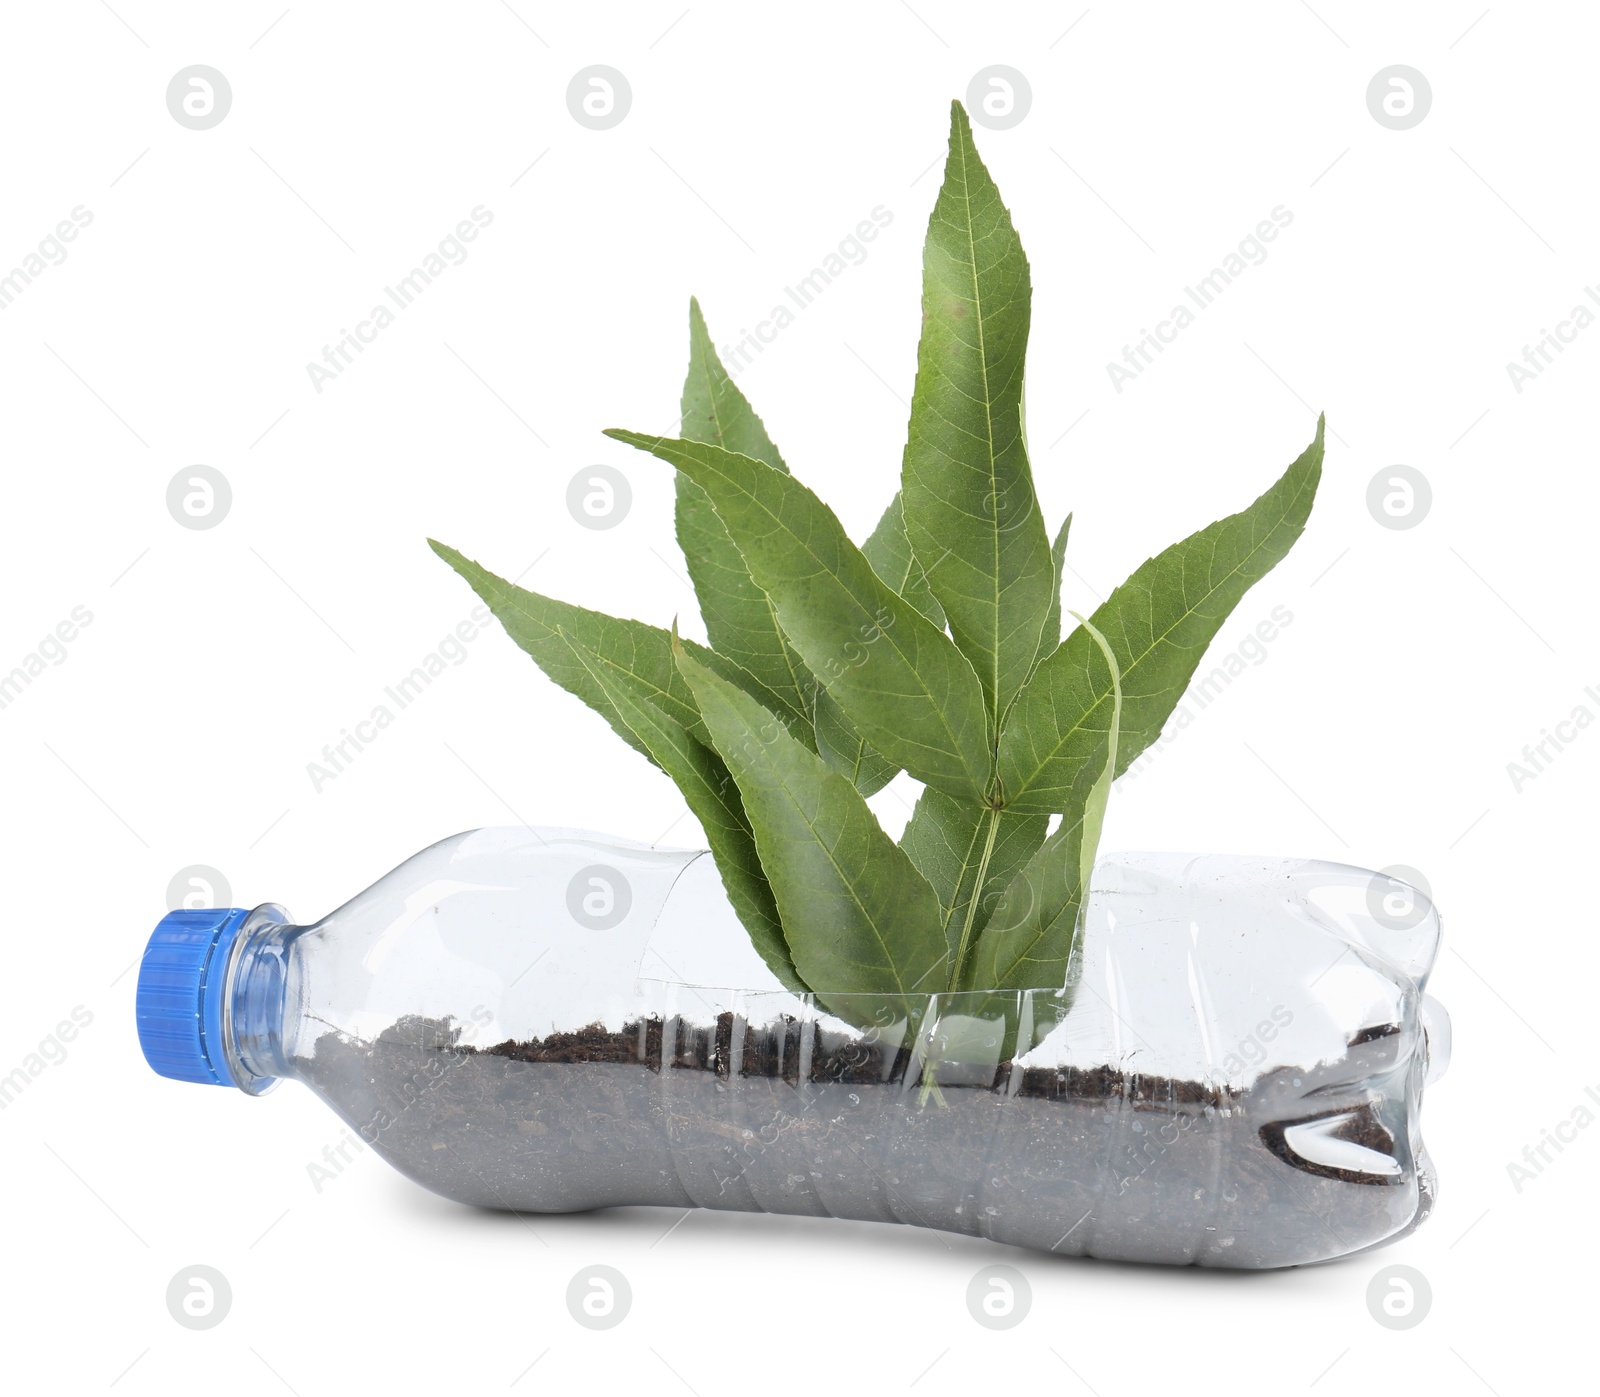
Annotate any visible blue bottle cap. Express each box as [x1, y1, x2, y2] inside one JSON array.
[[135, 908, 252, 1086]]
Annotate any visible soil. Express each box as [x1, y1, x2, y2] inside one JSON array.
[[297, 1010, 1432, 1268]]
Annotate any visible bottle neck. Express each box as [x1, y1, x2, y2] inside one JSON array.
[[222, 904, 299, 1093]]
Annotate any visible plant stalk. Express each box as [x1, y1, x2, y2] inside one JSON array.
[[947, 804, 1002, 991]]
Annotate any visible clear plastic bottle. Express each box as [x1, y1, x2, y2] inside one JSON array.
[[136, 827, 1449, 1268]]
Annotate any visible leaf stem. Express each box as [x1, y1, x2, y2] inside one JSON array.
[[948, 804, 1001, 991]]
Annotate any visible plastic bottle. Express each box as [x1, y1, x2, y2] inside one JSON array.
[[136, 827, 1449, 1268]]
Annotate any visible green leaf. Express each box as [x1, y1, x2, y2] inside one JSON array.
[[676, 298, 815, 728], [430, 540, 805, 758], [605, 430, 993, 804], [960, 806, 1090, 994], [814, 689, 898, 797], [996, 418, 1324, 814], [899, 788, 1046, 974], [901, 101, 1054, 727], [679, 300, 900, 793], [679, 297, 787, 472], [828, 490, 955, 793], [812, 489, 961, 797], [1068, 612, 1123, 898], [861, 492, 946, 629], [964, 615, 1120, 993], [1034, 512, 1073, 676], [807, 490, 956, 796], [675, 644, 948, 999], [553, 627, 805, 994], [809, 490, 949, 796]]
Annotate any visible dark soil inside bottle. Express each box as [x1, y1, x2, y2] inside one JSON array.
[[297, 1011, 1430, 1269]]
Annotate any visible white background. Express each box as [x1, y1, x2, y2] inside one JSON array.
[[2, 2, 1592, 1392]]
